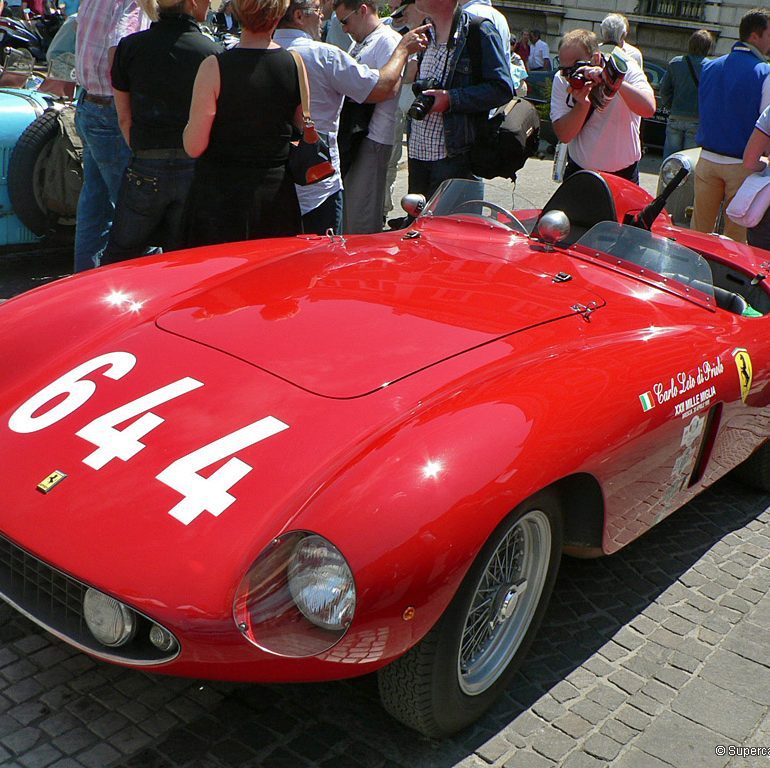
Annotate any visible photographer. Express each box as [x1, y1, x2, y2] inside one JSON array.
[[550, 29, 654, 184], [406, 0, 513, 200]]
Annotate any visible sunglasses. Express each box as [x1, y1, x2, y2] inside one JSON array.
[[338, 6, 359, 25]]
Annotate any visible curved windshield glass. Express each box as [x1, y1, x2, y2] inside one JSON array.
[[576, 221, 714, 300], [421, 179, 533, 235]]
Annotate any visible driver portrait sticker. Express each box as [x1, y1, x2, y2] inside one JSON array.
[[733, 348, 753, 403]]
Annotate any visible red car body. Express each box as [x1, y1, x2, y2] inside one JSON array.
[[1, 173, 768, 735]]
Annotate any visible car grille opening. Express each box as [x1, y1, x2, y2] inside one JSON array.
[[0, 534, 179, 665]]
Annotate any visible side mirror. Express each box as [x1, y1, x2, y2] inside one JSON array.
[[401, 193, 426, 218], [536, 210, 570, 246]]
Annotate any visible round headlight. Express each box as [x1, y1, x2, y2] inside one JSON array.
[[288, 535, 356, 631], [83, 588, 136, 647], [660, 155, 692, 185]]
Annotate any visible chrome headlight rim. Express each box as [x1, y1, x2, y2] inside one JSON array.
[[660, 154, 693, 185], [233, 530, 357, 658]]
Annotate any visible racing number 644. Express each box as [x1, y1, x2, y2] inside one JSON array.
[[7, 352, 290, 525]]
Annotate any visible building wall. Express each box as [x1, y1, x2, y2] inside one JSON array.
[[496, 0, 756, 65]]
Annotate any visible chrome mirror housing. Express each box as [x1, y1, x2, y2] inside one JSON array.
[[536, 210, 570, 246], [401, 194, 426, 218]]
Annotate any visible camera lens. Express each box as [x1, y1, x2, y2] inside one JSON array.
[[408, 94, 435, 121]]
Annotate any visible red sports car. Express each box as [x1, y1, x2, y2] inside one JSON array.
[[1, 171, 769, 738]]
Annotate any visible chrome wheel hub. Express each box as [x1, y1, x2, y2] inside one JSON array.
[[491, 578, 527, 629]]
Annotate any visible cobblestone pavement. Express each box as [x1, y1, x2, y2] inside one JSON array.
[[0, 478, 767, 768]]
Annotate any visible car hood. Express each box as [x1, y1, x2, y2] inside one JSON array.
[[156, 228, 605, 398], [0, 228, 606, 623]]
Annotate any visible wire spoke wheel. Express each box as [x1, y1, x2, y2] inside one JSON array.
[[377, 493, 561, 737], [457, 509, 551, 696]]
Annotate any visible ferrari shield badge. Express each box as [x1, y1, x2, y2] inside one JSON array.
[[733, 348, 753, 404], [37, 470, 67, 494]]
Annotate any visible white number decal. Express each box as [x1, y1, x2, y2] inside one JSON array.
[[8, 352, 136, 434], [77, 378, 204, 469], [156, 416, 289, 525]]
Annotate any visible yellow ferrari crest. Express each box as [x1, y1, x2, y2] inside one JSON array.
[[733, 348, 753, 404], [37, 470, 67, 494]]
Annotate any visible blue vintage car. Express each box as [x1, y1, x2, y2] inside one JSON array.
[[0, 19, 78, 249]]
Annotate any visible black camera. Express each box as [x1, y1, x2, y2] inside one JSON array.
[[560, 60, 592, 90], [589, 52, 628, 111], [561, 52, 628, 111], [408, 78, 440, 121]]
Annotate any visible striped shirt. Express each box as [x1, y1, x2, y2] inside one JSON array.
[[75, 0, 149, 96]]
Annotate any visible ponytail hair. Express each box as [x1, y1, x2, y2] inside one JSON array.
[[140, 0, 188, 21], [139, 0, 160, 20]]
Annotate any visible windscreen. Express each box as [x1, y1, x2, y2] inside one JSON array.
[[576, 221, 714, 300], [422, 179, 530, 235]]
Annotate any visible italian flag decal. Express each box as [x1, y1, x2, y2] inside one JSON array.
[[639, 391, 655, 412]]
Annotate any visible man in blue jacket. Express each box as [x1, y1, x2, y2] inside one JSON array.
[[691, 9, 770, 242], [405, 0, 513, 199]]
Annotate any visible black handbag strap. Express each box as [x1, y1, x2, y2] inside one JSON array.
[[467, 16, 483, 84], [684, 54, 699, 86], [467, 17, 493, 136]]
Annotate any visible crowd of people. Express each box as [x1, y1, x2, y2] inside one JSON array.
[[1, 0, 79, 18], [69, 0, 770, 273]]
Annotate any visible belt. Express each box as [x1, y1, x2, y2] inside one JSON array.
[[134, 148, 191, 160], [83, 93, 113, 106]]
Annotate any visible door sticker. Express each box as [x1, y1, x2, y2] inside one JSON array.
[[638, 355, 724, 415]]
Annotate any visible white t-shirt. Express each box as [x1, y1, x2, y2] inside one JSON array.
[[528, 38, 550, 70], [550, 58, 652, 172], [350, 23, 401, 146]]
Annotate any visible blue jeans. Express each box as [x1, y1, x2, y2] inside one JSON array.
[[565, 157, 640, 185], [101, 157, 196, 266], [663, 118, 699, 160], [74, 94, 132, 272], [408, 153, 475, 201]]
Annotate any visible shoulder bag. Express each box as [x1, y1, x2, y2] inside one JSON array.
[[287, 50, 335, 186], [465, 18, 540, 181]]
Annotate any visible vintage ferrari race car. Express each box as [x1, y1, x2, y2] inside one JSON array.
[[1, 171, 769, 738]]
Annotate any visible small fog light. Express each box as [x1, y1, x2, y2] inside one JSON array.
[[149, 624, 178, 653], [83, 588, 136, 647]]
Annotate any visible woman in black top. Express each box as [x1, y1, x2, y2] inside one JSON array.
[[184, 0, 302, 245], [103, 0, 220, 265]]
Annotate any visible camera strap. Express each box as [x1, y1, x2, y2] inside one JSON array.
[[416, 5, 464, 89]]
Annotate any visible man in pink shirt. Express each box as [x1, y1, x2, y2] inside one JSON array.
[[74, 0, 148, 271]]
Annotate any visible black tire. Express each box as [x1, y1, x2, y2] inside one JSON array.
[[9, 108, 66, 236], [733, 441, 770, 491], [377, 490, 563, 737]]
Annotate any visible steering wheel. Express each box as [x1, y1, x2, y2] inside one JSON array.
[[452, 200, 524, 232]]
